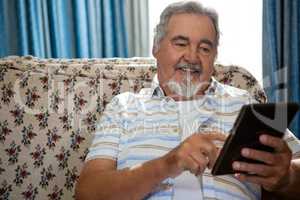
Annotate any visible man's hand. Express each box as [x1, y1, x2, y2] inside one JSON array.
[[162, 132, 227, 178], [232, 134, 292, 192]]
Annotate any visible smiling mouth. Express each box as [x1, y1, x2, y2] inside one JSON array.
[[176, 66, 202, 74]]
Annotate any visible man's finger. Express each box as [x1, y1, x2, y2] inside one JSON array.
[[200, 132, 227, 141], [241, 148, 276, 165], [189, 151, 209, 171], [185, 156, 202, 175], [259, 134, 289, 153], [234, 173, 272, 190], [189, 152, 209, 175], [196, 132, 226, 168], [206, 146, 218, 169], [232, 161, 274, 177]]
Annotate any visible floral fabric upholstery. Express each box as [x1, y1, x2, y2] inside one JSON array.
[[0, 56, 266, 200]]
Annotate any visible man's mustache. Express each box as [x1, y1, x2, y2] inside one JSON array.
[[174, 63, 202, 73]]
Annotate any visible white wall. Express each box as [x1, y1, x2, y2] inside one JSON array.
[[149, 0, 262, 84]]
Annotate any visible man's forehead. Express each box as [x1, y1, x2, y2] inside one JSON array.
[[165, 14, 217, 44], [167, 13, 214, 27]]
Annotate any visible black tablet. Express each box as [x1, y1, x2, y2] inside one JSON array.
[[212, 102, 300, 176]]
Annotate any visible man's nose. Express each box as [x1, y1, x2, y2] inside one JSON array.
[[184, 47, 200, 64]]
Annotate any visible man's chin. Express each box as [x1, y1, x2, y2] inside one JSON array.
[[172, 95, 194, 101], [160, 78, 212, 100]]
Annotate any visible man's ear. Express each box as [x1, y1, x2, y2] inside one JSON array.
[[152, 45, 158, 58], [213, 49, 218, 62]]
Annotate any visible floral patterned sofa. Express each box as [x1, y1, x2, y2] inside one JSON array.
[[0, 56, 266, 200]]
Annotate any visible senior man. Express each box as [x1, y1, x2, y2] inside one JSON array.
[[76, 1, 300, 200]]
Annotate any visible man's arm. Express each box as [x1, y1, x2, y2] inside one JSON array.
[[75, 133, 226, 200], [75, 157, 170, 200]]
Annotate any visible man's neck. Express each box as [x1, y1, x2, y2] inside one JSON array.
[[161, 79, 212, 102]]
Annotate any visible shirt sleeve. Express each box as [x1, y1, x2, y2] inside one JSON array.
[[85, 96, 124, 161], [284, 129, 300, 158]]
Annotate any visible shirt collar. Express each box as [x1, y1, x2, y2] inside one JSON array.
[[150, 74, 218, 98], [150, 74, 165, 98]]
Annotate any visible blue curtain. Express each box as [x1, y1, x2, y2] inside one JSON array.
[[0, 0, 128, 58], [263, 0, 300, 138]]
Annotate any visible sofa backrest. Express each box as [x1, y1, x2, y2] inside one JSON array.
[[0, 56, 266, 200]]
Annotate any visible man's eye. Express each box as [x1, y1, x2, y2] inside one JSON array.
[[199, 47, 211, 55], [174, 42, 187, 47]]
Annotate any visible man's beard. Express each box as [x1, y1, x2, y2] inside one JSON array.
[[166, 62, 203, 98]]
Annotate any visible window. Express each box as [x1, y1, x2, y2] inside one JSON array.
[[149, 0, 262, 84]]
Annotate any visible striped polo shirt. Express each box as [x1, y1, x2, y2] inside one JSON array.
[[86, 75, 300, 200]]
